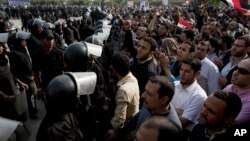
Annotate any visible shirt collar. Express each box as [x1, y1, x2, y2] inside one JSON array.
[[182, 80, 198, 93], [117, 72, 133, 87], [230, 84, 250, 96], [201, 57, 208, 63], [205, 127, 227, 140], [149, 104, 171, 116], [140, 56, 153, 64]]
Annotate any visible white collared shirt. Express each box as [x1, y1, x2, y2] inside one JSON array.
[[172, 80, 207, 131], [198, 57, 221, 95]]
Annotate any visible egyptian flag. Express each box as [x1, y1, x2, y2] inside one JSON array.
[[225, 0, 250, 15], [177, 20, 193, 29]]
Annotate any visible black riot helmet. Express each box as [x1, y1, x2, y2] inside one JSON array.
[[45, 72, 97, 117], [96, 20, 104, 26], [64, 42, 89, 72], [43, 22, 55, 30], [8, 31, 31, 50], [95, 24, 104, 31], [28, 18, 45, 35]]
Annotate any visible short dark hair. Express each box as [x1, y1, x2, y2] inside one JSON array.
[[111, 53, 130, 77], [236, 35, 250, 47], [173, 34, 183, 44], [183, 29, 195, 41], [140, 27, 151, 35], [209, 37, 220, 49], [149, 76, 175, 101], [140, 116, 183, 141], [40, 29, 54, 39], [159, 22, 170, 30], [202, 32, 210, 41], [142, 37, 157, 51], [182, 57, 201, 73], [183, 41, 195, 52], [222, 35, 234, 49], [214, 91, 242, 118], [199, 40, 211, 52]]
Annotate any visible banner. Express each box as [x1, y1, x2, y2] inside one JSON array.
[[140, 0, 149, 11], [127, 1, 134, 8], [226, 0, 250, 15], [8, 0, 30, 6], [162, 0, 168, 6]]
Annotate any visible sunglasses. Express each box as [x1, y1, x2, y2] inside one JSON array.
[[234, 66, 250, 75]]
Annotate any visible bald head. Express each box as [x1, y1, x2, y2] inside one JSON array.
[[228, 20, 238, 31], [231, 58, 250, 89]]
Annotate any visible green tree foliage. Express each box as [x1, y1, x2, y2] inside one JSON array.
[[206, 0, 221, 4]]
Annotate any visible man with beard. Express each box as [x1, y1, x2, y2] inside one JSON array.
[[171, 57, 207, 140], [130, 37, 158, 108], [189, 90, 245, 141]]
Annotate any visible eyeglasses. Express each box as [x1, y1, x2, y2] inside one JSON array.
[[232, 43, 245, 48], [234, 66, 250, 75]]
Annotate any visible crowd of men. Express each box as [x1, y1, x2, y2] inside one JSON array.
[[0, 2, 250, 141]]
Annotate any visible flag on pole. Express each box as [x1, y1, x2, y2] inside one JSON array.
[[177, 20, 192, 29], [226, 0, 250, 15]]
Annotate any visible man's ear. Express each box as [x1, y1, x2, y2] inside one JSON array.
[[224, 116, 236, 126], [195, 70, 201, 78], [246, 47, 250, 54], [160, 96, 169, 105], [189, 52, 195, 57]]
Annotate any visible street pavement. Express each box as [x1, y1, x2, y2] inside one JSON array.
[[26, 99, 46, 141]]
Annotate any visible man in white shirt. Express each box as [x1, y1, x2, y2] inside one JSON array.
[[195, 40, 221, 95], [171, 57, 207, 140]]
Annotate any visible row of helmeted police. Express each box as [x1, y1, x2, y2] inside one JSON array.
[[3, 4, 108, 22], [0, 10, 117, 141]]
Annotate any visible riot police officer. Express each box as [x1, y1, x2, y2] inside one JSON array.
[[64, 42, 110, 141], [36, 72, 97, 141]]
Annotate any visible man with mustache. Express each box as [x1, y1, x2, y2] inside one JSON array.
[[106, 75, 181, 141], [189, 90, 244, 141]]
